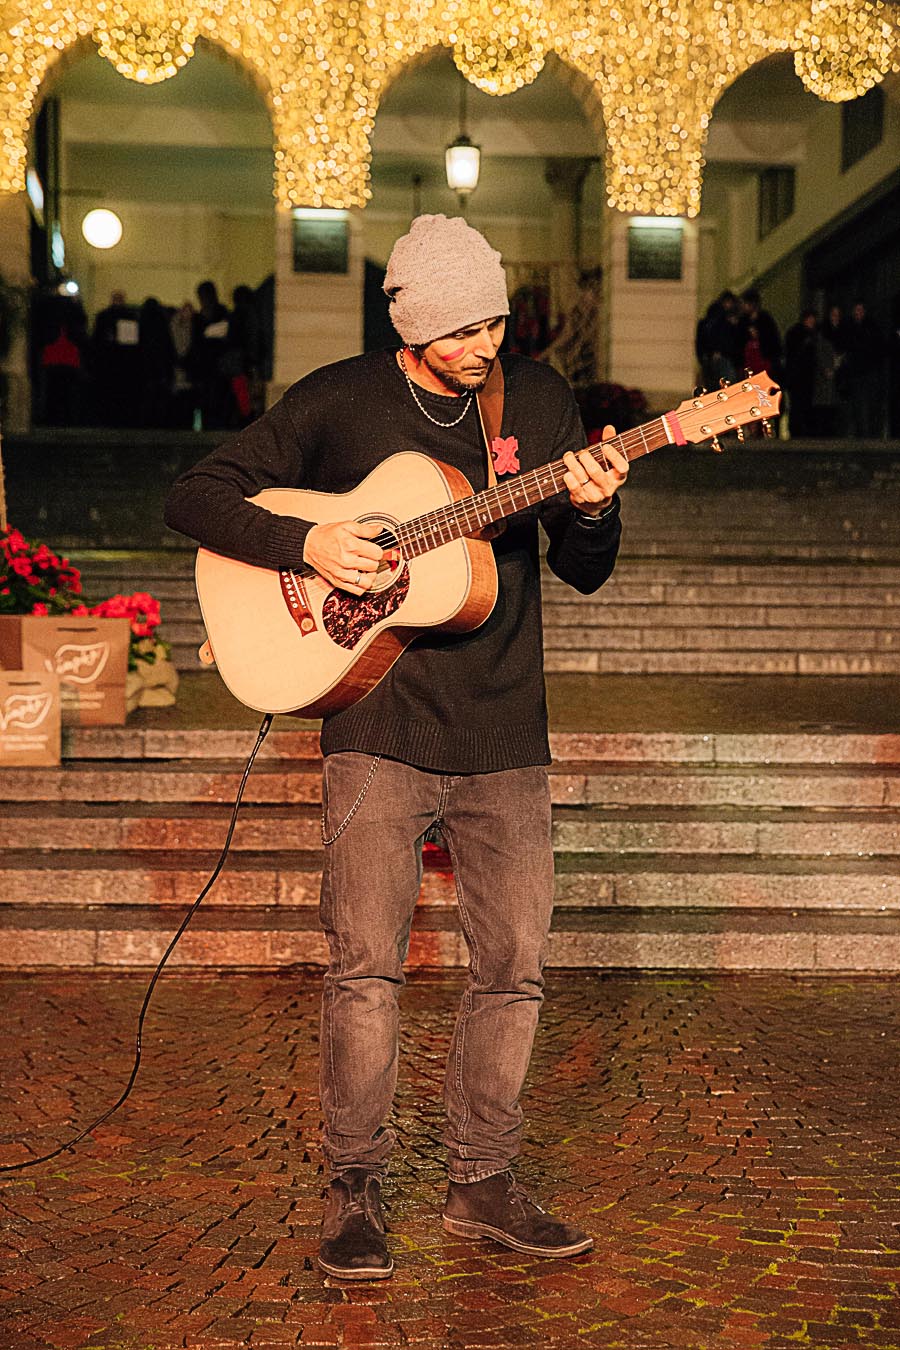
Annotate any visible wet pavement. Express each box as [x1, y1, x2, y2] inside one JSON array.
[[2, 971, 899, 1349]]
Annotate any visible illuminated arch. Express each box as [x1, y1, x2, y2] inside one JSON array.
[[0, 0, 895, 214]]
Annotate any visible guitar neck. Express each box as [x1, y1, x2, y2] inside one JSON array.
[[396, 415, 673, 558]]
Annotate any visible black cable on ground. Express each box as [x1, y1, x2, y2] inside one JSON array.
[[0, 712, 275, 1173]]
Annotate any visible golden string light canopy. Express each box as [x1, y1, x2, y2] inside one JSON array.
[[0, 0, 897, 215]]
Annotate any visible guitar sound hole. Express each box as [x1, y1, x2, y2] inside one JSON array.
[[322, 565, 411, 651]]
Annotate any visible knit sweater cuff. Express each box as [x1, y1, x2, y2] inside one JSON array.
[[265, 514, 314, 570]]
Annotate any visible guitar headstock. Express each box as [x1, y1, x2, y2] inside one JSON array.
[[671, 372, 782, 448]]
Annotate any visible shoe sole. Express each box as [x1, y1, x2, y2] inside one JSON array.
[[442, 1215, 593, 1258], [316, 1256, 394, 1281]]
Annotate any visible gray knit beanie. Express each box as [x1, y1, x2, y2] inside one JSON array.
[[384, 214, 510, 346]]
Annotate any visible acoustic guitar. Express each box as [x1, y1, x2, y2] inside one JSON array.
[[195, 372, 781, 716]]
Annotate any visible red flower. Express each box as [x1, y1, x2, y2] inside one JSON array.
[[31, 602, 49, 616]]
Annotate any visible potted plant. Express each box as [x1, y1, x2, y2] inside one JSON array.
[[0, 524, 178, 719]]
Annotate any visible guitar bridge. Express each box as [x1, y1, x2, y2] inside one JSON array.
[[280, 570, 317, 635]]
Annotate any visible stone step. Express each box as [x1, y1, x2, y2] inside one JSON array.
[[4, 758, 899, 808], [169, 642, 900, 677], [88, 580, 900, 616], [55, 727, 900, 765], [3, 801, 899, 858], [166, 643, 900, 677], [85, 577, 900, 613], [544, 627, 898, 652], [73, 550, 900, 585], [75, 549, 899, 677], [0, 850, 896, 911], [3, 902, 899, 972], [548, 651, 900, 676], [162, 607, 900, 638]]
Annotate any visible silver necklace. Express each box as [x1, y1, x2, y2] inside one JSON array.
[[399, 349, 473, 428]]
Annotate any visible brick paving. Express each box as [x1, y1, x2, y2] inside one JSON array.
[[2, 973, 899, 1349]]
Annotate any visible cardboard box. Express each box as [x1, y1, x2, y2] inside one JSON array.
[[0, 615, 131, 725], [0, 670, 61, 766]]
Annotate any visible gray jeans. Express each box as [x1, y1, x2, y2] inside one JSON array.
[[319, 751, 555, 1183]]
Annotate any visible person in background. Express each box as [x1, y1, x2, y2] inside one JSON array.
[[170, 300, 197, 429], [138, 297, 176, 428], [738, 288, 782, 379], [92, 290, 141, 426], [840, 300, 885, 439], [190, 280, 231, 429], [223, 285, 263, 426], [784, 309, 819, 438], [32, 287, 88, 427], [695, 289, 741, 391], [890, 295, 900, 440]]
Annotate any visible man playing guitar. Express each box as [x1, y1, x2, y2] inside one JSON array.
[[165, 213, 628, 1279]]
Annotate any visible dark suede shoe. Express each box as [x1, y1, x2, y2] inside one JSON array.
[[317, 1168, 393, 1280], [443, 1171, 593, 1258]]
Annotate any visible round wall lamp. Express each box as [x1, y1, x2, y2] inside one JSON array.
[[82, 209, 123, 249]]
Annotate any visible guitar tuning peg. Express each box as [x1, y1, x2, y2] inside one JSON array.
[[710, 436, 724, 453], [719, 377, 730, 388], [693, 386, 705, 399], [736, 425, 745, 443], [761, 419, 773, 438]]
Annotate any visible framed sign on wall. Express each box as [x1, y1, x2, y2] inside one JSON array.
[[627, 219, 684, 281], [292, 210, 349, 275]]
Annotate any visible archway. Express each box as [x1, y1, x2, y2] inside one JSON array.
[[367, 49, 607, 382], [700, 54, 899, 333], [27, 37, 276, 429]]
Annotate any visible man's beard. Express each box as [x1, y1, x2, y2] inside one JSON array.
[[424, 354, 493, 396]]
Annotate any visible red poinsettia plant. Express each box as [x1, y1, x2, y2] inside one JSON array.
[[0, 525, 84, 614], [0, 525, 169, 671]]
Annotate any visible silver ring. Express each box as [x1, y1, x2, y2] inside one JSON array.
[[355, 570, 362, 586]]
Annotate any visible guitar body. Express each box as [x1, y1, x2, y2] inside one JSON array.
[[195, 452, 498, 716]]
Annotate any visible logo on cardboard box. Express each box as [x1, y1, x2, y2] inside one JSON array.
[[44, 641, 110, 685], [0, 689, 54, 733]]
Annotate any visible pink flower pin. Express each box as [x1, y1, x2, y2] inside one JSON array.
[[491, 436, 520, 475]]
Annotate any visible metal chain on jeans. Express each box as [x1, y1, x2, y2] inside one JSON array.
[[320, 754, 382, 846]]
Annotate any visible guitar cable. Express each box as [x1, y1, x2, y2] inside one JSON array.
[[0, 711, 274, 1174]]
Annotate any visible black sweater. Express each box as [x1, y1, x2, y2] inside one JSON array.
[[165, 349, 621, 772]]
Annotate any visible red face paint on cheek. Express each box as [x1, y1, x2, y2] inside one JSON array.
[[443, 345, 466, 360]]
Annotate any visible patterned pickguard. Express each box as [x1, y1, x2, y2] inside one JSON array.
[[321, 567, 411, 650]]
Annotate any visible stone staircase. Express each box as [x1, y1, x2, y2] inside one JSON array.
[[3, 725, 899, 972], [74, 550, 900, 677]]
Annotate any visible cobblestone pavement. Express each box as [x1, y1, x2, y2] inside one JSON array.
[[1, 973, 899, 1350]]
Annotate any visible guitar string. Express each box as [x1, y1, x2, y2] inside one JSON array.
[[296, 400, 743, 574], [394, 422, 656, 555], [367, 450, 610, 561], [293, 424, 654, 575]]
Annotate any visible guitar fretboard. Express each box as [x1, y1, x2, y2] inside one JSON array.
[[391, 416, 670, 558], [290, 413, 675, 580]]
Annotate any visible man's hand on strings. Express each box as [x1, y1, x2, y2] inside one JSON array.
[[304, 520, 392, 594], [562, 425, 628, 516]]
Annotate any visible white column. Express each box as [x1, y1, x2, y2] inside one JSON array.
[[0, 192, 32, 432], [604, 210, 699, 411], [270, 205, 364, 400], [543, 157, 592, 315]]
